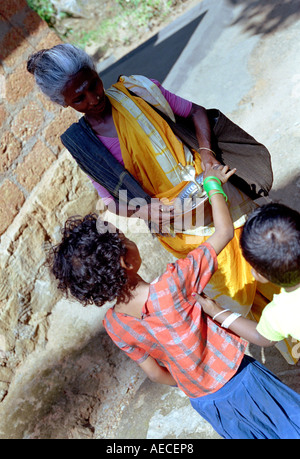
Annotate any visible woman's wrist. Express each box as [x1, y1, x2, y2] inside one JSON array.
[[198, 150, 220, 171], [197, 147, 216, 157]]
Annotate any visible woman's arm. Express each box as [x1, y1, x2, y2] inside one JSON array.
[[189, 103, 221, 171], [139, 356, 177, 386], [97, 195, 174, 236]]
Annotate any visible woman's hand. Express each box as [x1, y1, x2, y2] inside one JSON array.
[[203, 164, 236, 184], [199, 150, 221, 173], [135, 200, 174, 234]]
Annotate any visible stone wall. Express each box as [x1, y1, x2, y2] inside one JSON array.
[[0, 1, 174, 438], [0, 0, 108, 438], [0, 0, 85, 390]]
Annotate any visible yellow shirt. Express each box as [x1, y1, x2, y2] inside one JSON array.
[[256, 287, 300, 341]]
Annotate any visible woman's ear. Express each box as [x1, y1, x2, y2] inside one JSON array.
[[251, 268, 269, 284]]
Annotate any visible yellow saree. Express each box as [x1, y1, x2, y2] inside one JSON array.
[[105, 76, 297, 364]]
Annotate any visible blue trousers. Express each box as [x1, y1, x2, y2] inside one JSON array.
[[190, 355, 300, 439]]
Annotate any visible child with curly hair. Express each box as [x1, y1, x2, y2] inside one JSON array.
[[51, 165, 300, 439]]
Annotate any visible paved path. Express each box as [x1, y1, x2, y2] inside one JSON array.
[[99, 0, 300, 212], [98, 0, 300, 439]]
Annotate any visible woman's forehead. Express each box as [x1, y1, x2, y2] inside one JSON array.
[[63, 68, 98, 95], [74, 79, 89, 94]]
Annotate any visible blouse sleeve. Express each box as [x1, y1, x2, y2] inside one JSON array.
[[90, 178, 114, 204], [151, 79, 192, 118]]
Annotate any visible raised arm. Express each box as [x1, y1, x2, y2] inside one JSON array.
[[204, 165, 236, 255]]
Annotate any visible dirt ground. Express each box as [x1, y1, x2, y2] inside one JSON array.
[[55, 0, 202, 62]]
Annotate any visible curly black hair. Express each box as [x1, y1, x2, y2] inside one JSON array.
[[50, 214, 132, 306], [240, 203, 300, 287]]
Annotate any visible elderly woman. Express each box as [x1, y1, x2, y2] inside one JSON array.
[[27, 44, 295, 363]]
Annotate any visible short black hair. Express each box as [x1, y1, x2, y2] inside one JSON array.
[[50, 214, 132, 306], [240, 203, 300, 287]]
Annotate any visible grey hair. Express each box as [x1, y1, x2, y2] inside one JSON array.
[[27, 44, 95, 105]]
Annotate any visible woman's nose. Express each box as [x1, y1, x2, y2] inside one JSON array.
[[87, 92, 100, 105]]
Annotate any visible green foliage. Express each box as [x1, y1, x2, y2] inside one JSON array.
[[117, 0, 161, 10], [27, 0, 57, 26], [117, 0, 176, 10], [26, 0, 180, 51]]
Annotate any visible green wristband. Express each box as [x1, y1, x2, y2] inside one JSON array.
[[203, 177, 223, 195], [203, 181, 222, 194], [203, 176, 222, 186], [208, 190, 228, 204], [203, 176, 227, 203]]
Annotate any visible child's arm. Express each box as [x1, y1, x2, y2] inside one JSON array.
[[193, 293, 276, 347], [139, 356, 177, 386], [204, 165, 236, 255]]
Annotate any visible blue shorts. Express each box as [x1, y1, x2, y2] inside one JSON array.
[[190, 355, 300, 439]]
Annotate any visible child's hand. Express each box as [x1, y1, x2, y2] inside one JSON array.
[[192, 292, 223, 318], [203, 164, 236, 184]]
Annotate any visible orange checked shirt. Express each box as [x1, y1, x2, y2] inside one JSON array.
[[103, 242, 247, 398]]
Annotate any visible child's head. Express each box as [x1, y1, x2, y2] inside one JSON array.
[[240, 203, 300, 288], [50, 214, 137, 306]]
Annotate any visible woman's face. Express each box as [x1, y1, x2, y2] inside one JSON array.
[[62, 68, 108, 117]]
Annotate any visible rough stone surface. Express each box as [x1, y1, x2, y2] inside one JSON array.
[[11, 101, 45, 141], [15, 140, 56, 191], [5, 63, 35, 104], [0, 131, 22, 173], [0, 180, 25, 234], [0, 0, 300, 441], [44, 108, 78, 153]]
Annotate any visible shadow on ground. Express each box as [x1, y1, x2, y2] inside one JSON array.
[[226, 0, 300, 36], [269, 172, 300, 212], [99, 9, 207, 87]]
